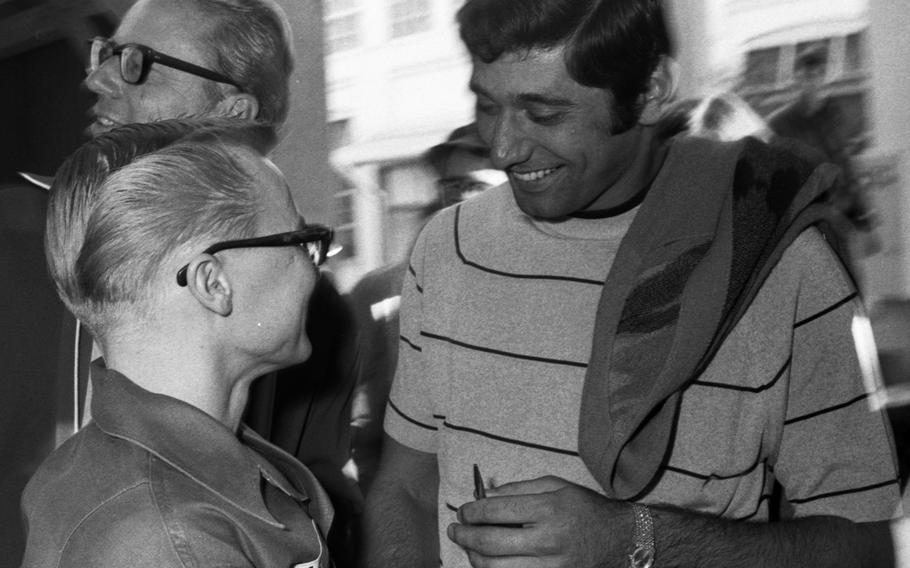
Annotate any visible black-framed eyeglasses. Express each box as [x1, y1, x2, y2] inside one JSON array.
[[176, 225, 336, 287], [88, 37, 239, 88]]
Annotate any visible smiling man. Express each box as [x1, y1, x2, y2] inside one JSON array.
[[85, 0, 290, 134], [362, 1, 901, 567]]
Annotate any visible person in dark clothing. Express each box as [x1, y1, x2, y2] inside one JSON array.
[[768, 45, 875, 236], [347, 123, 505, 496]]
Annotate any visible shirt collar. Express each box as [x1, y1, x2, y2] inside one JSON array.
[[89, 362, 308, 526]]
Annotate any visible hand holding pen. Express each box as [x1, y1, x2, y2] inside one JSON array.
[[473, 463, 486, 500]]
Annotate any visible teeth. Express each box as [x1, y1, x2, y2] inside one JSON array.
[[511, 167, 557, 182], [96, 116, 115, 126]]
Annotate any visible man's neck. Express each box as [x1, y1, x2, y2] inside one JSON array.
[[581, 125, 670, 215], [102, 328, 256, 433]]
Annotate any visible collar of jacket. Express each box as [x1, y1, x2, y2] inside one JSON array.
[[89, 361, 309, 527]]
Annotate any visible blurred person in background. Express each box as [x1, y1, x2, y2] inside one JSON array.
[[768, 45, 878, 258], [347, 123, 506, 497], [657, 91, 773, 143], [21, 118, 334, 568], [363, 0, 901, 566]]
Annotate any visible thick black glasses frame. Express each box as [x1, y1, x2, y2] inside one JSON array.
[[176, 225, 334, 287], [89, 37, 239, 87]]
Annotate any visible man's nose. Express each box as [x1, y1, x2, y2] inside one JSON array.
[[84, 58, 122, 97], [489, 114, 532, 169]]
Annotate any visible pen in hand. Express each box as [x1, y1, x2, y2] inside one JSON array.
[[473, 463, 486, 500]]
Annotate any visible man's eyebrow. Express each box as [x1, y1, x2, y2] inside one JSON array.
[[468, 82, 574, 108], [515, 93, 575, 108]]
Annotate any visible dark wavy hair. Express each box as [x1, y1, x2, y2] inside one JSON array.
[[457, 0, 673, 131]]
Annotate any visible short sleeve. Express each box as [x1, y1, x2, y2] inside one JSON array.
[[775, 229, 901, 522]]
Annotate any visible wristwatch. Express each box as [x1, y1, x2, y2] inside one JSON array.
[[628, 503, 655, 568]]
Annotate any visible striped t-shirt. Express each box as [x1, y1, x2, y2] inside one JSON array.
[[386, 183, 900, 567]]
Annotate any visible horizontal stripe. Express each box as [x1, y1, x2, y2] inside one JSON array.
[[400, 334, 422, 352], [443, 421, 579, 457], [453, 206, 604, 286], [421, 331, 588, 368], [388, 399, 437, 431], [736, 493, 772, 521], [693, 356, 790, 393], [788, 478, 899, 505], [663, 456, 765, 482], [793, 292, 857, 328], [784, 393, 868, 425]]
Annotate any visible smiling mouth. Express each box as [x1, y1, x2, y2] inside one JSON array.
[[510, 166, 561, 182]]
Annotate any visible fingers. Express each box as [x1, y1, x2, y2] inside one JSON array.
[[486, 475, 568, 497], [465, 549, 545, 568], [459, 492, 546, 526], [448, 522, 527, 556]]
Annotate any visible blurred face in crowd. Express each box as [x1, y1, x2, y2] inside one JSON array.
[[470, 46, 646, 219], [85, 0, 229, 136]]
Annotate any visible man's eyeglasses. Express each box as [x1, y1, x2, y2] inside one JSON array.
[[88, 37, 239, 88], [176, 225, 336, 287]]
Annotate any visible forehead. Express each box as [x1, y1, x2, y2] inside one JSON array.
[[470, 47, 582, 100], [115, 0, 215, 63]]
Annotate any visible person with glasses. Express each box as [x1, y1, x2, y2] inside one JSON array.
[[79, 3, 365, 564], [85, 0, 292, 135], [20, 118, 334, 568]]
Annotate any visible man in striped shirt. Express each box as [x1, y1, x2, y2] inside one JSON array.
[[362, 1, 902, 567]]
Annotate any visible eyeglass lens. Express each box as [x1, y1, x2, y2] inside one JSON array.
[[90, 39, 144, 84], [119, 46, 145, 84], [305, 240, 327, 266]]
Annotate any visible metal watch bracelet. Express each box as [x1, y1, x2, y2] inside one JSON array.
[[628, 503, 655, 568]]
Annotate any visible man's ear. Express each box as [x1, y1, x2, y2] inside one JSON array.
[[638, 56, 680, 126], [185, 254, 233, 316], [218, 92, 260, 121]]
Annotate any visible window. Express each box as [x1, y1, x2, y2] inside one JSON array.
[[327, 119, 356, 259], [333, 187, 357, 259], [844, 32, 865, 74], [742, 46, 781, 88], [390, 0, 431, 38], [794, 39, 830, 77], [325, 0, 360, 54]]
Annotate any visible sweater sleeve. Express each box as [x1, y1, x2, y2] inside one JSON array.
[[774, 228, 901, 522], [383, 210, 448, 455]]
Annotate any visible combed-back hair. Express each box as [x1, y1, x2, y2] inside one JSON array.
[[46, 118, 275, 337], [457, 0, 672, 131], [195, 0, 295, 126]]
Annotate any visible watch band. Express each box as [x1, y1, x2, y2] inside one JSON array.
[[628, 503, 655, 568]]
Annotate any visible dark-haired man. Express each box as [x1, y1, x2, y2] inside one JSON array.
[[363, 1, 901, 566]]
